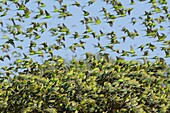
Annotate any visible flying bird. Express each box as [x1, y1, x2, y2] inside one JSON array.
[[58, 0, 63, 5]]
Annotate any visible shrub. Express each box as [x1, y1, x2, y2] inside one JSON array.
[[1, 54, 170, 112]]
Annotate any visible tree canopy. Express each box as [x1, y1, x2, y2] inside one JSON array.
[[0, 0, 170, 112]]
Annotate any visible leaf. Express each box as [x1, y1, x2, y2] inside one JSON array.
[[118, 79, 124, 82]]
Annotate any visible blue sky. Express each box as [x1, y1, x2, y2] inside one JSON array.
[[0, 0, 170, 69]]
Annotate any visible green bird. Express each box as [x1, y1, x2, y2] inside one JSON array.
[[0, 10, 7, 17], [0, 56, 4, 61], [99, 7, 107, 13], [163, 40, 170, 45], [73, 32, 80, 39], [85, 25, 92, 33], [146, 43, 156, 51], [58, 0, 63, 5], [91, 31, 97, 38], [82, 10, 89, 16], [93, 43, 105, 52], [157, 33, 166, 42], [71, 1, 81, 7], [9, 18, 16, 26], [29, 41, 37, 48], [23, 7, 31, 18], [29, 48, 36, 55], [53, 5, 59, 12], [44, 10, 51, 19], [0, 20, 3, 27], [82, 34, 90, 39], [88, 0, 96, 6], [143, 50, 149, 56], [121, 36, 127, 42], [94, 17, 101, 25], [130, 0, 135, 4], [105, 44, 114, 51], [121, 50, 129, 56], [127, 8, 134, 15], [15, 2, 26, 10], [131, 17, 137, 25], [162, 6, 168, 14], [107, 19, 114, 27], [33, 32, 41, 39], [3, 54, 10, 60], [38, 7, 44, 16], [6, 39, 15, 47], [41, 42, 48, 49], [25, 0, 30, 4], [129, 45, 135, 54], [17, 45, 23, 50], [23, 53, 29, 59], [69, 45, 76, 53], [165, 50, 170, 58]]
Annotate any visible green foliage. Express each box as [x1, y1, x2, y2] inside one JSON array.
[[0, 54, 170, 112], [0, 0, 170, 112]]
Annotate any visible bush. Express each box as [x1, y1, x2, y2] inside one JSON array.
[[0, 54, 170, 113]]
